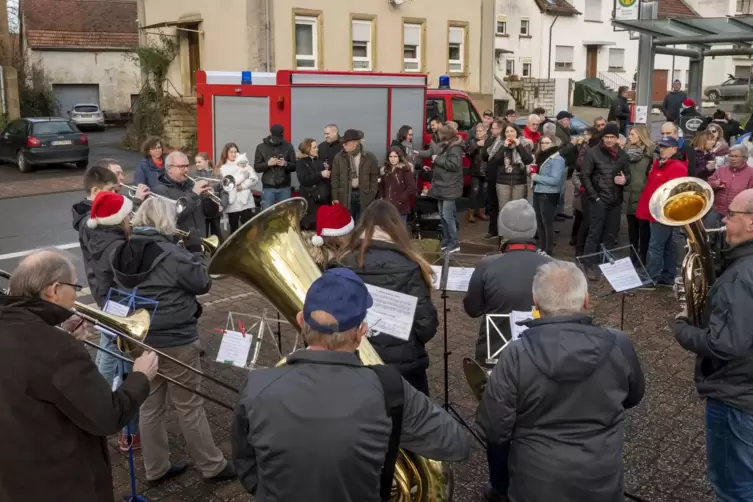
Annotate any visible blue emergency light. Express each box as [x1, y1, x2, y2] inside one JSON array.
[[438, 75, 450, 89], [241, 71, 252, 84]]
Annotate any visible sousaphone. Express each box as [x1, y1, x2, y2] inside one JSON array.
[[208, 198, 454, 501]]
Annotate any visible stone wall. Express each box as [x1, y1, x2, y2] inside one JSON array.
[[163, 97, 197, 151], [509, 78, 557, 115]]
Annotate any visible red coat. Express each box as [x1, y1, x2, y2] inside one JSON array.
[[635, 157, 688, 221], [523, 127, 541, 145]]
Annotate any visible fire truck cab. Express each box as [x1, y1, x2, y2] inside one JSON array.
[[195, 70, 481, 190]]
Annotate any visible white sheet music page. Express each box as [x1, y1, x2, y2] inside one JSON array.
[[509, 310, 536, 340], [216, 330, 253, 368], [103, 300, 130, 317], [598, 257, 642, 292], [430, 265, 475, 292], [364, 284, 418, 341]]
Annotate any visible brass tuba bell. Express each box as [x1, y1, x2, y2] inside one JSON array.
[[648, 176, 721, 325], [207, 198, 454, 502]]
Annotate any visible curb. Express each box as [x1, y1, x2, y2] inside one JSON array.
[[0, 185, 84, 201]]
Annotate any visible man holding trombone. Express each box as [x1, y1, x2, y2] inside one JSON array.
[[0, 248, 158, 502]]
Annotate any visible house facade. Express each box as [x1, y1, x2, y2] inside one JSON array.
[[138, 0, 495, 109], [22, 0, 141, 116]]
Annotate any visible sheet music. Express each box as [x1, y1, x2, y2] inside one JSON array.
[[103, 300, 130, 317], [216, 330, 253, 368], [598, 257, 642, 292], [510, 310, 535, 340], [364, 284, 418, 341], [430, 265, 474, 292]]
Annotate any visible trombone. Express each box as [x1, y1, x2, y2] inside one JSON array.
[[0, 270, 236, 410]]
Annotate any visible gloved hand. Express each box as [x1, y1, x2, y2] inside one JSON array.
[[184, 228, 203, 253]]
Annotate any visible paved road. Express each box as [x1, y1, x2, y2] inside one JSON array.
[[0, 127, 142, 182]]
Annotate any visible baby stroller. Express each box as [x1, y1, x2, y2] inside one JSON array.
[[411, 174, 443, 240]]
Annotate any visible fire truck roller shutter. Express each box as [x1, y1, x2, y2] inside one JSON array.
[[212, 95, 268, 194], [290, 86, 390, 166], [390, 87, 426, 153]]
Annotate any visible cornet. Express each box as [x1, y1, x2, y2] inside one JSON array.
[[187, 176, 224, 207], [121, 184, 188, 214]]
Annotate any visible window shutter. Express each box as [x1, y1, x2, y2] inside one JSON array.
[[352, 21, 371, 42], [404, 24, 420, 46], [449, 27, 464, 44], [609, 49, 624, 68], [555, 45, 573, 62]]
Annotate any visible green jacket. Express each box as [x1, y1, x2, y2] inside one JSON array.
[[624, 148, 653, 215]]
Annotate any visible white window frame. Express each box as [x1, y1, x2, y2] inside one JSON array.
[[351, 19, 373, 72], [403, 23, 421, 73], [294, 15, 318, 69], [554, 45, 574, 71], [520, 19, 530, 36], [522, 62, 532, 77], [505, 59, 515, 76], [496, 17, 507, 35], [608, 48, 625, 70], [584, 0, 602, 22], [449, 26, 465, 73]]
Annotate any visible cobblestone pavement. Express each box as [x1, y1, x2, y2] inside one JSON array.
[[102, 214, 713, 502]]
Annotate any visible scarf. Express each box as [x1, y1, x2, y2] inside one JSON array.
[[503, 143, 523, 173], [624, 144, 646, 163], [602, 143, 619, 159], [535, 145, 560, 166], [487, 136, 504, 160], [348, 145, 362, 181]]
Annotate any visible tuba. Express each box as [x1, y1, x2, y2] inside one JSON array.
[[648, 177, 724, 325], [207, 198, 454, 502]]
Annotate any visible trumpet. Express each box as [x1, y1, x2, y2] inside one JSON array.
[[191, 174, 236, 193], [187, 176, 223, 207], [122, 184, 188, 214], [175, 229, 220, 255]]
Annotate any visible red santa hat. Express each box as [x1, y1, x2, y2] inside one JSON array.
[[86, 191, 132, 229], [311, 204, 354, 247], [681, 98, 696, 109]]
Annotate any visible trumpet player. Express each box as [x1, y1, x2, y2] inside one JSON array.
[[673, 188, 753, 501], [152, 150, 215, 237], [109, 197, 236, 484], [0, 248, 158, 502]]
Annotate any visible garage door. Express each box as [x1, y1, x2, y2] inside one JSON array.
[[52, 84, 100, 117]]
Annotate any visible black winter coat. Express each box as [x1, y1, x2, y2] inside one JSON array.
[[476, 314, 645, 502], [296, 156, 331, 229], [483, 141, 533, 186], [607, 95, 630, 129], [338, 241, 438, 374], [87, 226, 127, 308], [318, 139, 343, 167], [0, 296, 149, 502], [464, 135, 486, 178], [580, 143, 631, 206], [253, 136, 297, 188], [151, 173, 207, 237], [429, 137, 464, 200]]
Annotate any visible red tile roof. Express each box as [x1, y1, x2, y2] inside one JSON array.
[[657, 0, 699, 17], [23, 0, 137, 49]]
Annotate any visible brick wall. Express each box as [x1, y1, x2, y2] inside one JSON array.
[[163, 98, 196, 151], [509, 78, 557, 115]]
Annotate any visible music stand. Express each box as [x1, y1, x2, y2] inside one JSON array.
[[221, 309, 295, 369], [438, 251, 485, 446], [576, 244, 651, 331]]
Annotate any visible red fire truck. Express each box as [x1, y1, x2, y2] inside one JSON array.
[[195, 70, 482, 189]]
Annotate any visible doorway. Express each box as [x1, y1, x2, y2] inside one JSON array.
[[586, 46, 598, 78], [652, 69, 668, 103]]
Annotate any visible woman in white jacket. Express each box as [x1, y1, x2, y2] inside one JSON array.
[[221, 152, 259, 232]]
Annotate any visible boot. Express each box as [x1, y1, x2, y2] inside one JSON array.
[[467, 209, 476, 223], [478, 208, 490, 221]]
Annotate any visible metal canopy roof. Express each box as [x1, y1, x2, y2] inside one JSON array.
[[612, 15, 753, 45]]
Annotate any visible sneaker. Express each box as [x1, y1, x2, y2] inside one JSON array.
[[446, 245, 460, 254]]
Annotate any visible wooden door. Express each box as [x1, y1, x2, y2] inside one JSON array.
[[652, 70, 668, 103], [586, 46, 597, 78]]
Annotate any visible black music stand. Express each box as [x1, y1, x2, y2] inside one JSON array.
[[438, 251, 485, 446]]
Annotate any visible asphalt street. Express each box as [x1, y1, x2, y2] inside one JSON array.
[[0, 127, 142, 182]]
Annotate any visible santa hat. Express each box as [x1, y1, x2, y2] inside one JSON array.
[[681, 99, 696, 109], [312, 204, 354, 247], [86, 191, 132, 229]]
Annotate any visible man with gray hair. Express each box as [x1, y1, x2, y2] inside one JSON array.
[[0, 248, 158, 502], [464, 199, 550, 366], [477, 260, 644, 502], [151, 150, 214, 237]]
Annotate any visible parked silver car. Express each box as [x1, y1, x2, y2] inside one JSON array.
[[68, 103, 105, 131], [704, 75, 751, 101]]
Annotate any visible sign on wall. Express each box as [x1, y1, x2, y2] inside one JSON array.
[[614, 0, 640, 21]]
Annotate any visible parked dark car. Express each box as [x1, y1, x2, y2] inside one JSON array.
[[0, 117, 89, 173]]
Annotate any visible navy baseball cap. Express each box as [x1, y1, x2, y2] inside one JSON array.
[[657, 136, 679, 148], [303, 268, 374, 334]]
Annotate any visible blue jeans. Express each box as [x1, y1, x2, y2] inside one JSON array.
[[647, 222, 677, 284], [261, 187, 292, 209], [96, 331, 139, 434], [470, 177, 487, 212], [706, 399, 753, 501], [438, 199, 458, 249]]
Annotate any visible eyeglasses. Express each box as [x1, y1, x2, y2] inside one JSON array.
[[59, 282, 83, 292], [169, 164, 191, 169], [725, 209, 753, 218]]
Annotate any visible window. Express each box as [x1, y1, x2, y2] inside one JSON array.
[[554, 45, 574, 71], [186, 24, 201, 94], [520, 19, 530, 36], [351, 19, 373, 71], [735, 65, 752, 79], [425, 98, 446, 133], [522, 62, 532, 77], [608, 48, 625, 70], [505, 59, 515, 76], [451, 97, 480, 132], [737, 0, 753, 14], [496, 16, 507, 35], [584, 0, 602, 21], [33, 121, 76, 135], [295, 15, 319, 69], [448, 26, 466, 73], [672, 69, 682, 82], [403, 23, 422, 72]]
